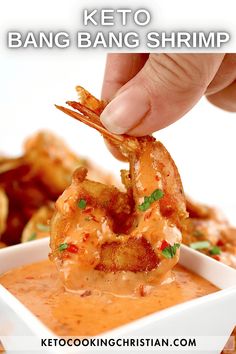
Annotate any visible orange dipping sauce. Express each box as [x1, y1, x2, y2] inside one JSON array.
[[0, 260, 218, 336]]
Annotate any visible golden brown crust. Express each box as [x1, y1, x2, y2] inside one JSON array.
[[96, 238, 159, 272]]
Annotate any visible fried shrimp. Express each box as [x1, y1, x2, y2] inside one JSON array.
[[23, 131, 84, 197], [0, 131, 113, 245], [0, 188, 8, 236], [183, 197, 236, 268], [23, 131, 114, 192], [50, 87, 187, 295], [21, 203, 54, 242]]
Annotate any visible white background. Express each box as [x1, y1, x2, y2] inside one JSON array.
[[0, 0, 236, 223]]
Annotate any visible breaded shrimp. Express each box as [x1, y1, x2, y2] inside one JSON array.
[[183, 197, 236, 268], [0, 241, 6, 249], [21, 203, 54, 242], [24, 131, 89, 197], [24, 131, 115, 192], [0, 131, 113, 245], [0, 188, 8, 236], [50, 87, 187, 294]]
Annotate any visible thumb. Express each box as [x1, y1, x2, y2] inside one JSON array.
[[100, 54, 224, 136]]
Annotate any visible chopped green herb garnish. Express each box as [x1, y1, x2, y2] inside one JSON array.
[[84, 217, 91, 221], [36, 223, 50, 232], [138, 201, 151, 212], [162, 243, 180, 259], [58, 243, 68, 251], [28, 232, 37, 241], [210, 246, 221, 255], [151, 189, 164, 201], [138, 189, 164, 212], [78, 199, 87, 209], [190, 241, 210, 250]]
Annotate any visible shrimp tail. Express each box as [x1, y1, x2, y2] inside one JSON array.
[[55, 104, 140, 154], [55, 104, 123, 143]]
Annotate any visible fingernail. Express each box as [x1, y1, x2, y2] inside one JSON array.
[[100, 86, 150, 134]]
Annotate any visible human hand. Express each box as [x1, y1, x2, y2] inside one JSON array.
[[100, 54, 236, 138]]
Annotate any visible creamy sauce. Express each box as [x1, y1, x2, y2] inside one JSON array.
[[0, 260, 218, 336]]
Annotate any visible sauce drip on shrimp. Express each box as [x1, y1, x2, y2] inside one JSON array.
[[50, 87, 188, 295]]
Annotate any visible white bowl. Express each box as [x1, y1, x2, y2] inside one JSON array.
[[0, 238, 236, 353]]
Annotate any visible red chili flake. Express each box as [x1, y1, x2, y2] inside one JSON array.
[[67, 244, 79, 253], [160, 240, 170, 251], [216, 239, 224, 247], [144, 210, 152, 221], [61, 253, 70, 260], [83, 207, 93, 214], [90, 215, 98, 223], [212, 255, 221, 261], [83, 233, 90, 242], [139, 284, 146, 297], [80, 290, 92, 297], [155, 176, 160, 181]]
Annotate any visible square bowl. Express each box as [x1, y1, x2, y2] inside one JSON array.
[[0, 238, 236, 353]]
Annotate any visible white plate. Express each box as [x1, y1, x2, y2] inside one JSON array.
[[0, 238, 236, 353]]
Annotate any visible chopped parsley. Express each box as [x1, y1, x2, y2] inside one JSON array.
[[36, 223, 50, 232], [151, 189, 164, 201], [190, 241, 210, 250], [190, 241, 222, 256], [84, 217, 91, 221], [28, 232, 37, 241], [210, 246, 221, 255], [162, 243, 180, 259], [138, 189, 164, 211], [78, 199, 87, 209], [58, 243, 68, 251]]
